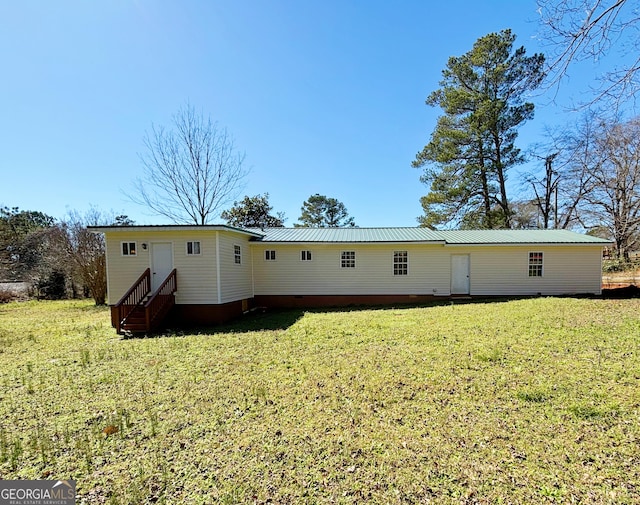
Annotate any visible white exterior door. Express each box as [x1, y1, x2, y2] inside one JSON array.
[[451, 254, 470, 295], [151, 243, 173, 292]]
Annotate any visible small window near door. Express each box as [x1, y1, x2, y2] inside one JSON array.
[[186, 241, 201, 255], [528, 252, 543, 277], [122, 242, 137, 256], [234, 245, 242, 264], [394, 251, 408, 275], [265, 250, 276, 261]]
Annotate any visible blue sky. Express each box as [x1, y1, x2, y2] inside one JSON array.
[[0, 1, 620, 227]]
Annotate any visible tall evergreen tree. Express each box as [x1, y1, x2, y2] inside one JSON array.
[[413, 30, 544, 229], [221, 193, 285, 228], [296, 194, 355, 228]]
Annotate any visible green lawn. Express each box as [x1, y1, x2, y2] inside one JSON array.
[[0, 298, 639, 504]]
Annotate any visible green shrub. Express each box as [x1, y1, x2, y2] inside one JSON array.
[[602, 259, 635, 272], [36, 270, 67, 299]]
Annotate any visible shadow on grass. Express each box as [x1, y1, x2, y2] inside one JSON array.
[[123, 288, 640, 339], [208, 308, 307, 333], [123, 308, 307, 339], [167, 298, 514, 336], [601, 285, 640, 298]]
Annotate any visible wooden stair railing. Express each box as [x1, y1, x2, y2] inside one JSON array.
[[143, 269, 177, 332], [113, 268, 151, 334]]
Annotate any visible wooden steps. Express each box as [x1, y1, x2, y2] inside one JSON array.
[[113, 269, 177, 335]]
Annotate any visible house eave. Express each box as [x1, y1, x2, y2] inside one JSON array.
[[88, 224, 265, 239], [250, 240, 447, 245], [444, 242, 612, 247]]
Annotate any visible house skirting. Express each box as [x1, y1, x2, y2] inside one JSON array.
[[109, 300, 249, 329], [253, 294, 439, 308], [168, 301, 248, 326]]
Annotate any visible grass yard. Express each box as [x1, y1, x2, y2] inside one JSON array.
[[0, 298, 639, 504]]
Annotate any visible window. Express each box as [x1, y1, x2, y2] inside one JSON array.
[[341, 251, 356, 268], [529, 252, 543, 277], [122, 242, 137, 256], [234, 245, 242, 264], [265, 250, 276, 261], [301, 250, 312, 261], [186, 241, 201, 255], [394, 251, 408, 275]]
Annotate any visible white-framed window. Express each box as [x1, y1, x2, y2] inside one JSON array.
[[186, 241, 201, 255], [341, 251, 356, 268], [528, 251, 543, 277], [394, 251, 408, 275], [234, 245, 242, 264], [265, 250, 276, 261], [301, 250, 312, 261], [121, 242, 137, 256]]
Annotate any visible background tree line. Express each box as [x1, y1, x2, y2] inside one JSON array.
[[221, 193, 355, 229], [0, 207, 131, 304]]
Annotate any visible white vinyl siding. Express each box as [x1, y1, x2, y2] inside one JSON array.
[[252, 244, 450, 296], [218, 234, 253, 303], [251, 243, 603, 297], [106, 234, 148, 302], [451, 245, 603, 295], [105, 231, 218, 305]]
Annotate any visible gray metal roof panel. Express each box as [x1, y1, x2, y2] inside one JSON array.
[[88, 224, 264, 238], [249, 227, 444, 243], [90, 225, 610, 245], [437, 229, 611, 244], [251, 228, 610, 244]]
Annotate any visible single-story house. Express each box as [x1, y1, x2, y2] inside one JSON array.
[[89, 225, 610, 334]]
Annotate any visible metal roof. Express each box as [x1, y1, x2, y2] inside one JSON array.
[[248, 227, 444, 243], [436, 229, 611, 244], [88, 224, 264, 238], [250, 228, 609, 244], [89, 225, 610, 245]]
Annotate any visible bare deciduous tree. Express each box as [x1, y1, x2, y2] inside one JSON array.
[[537, 0, 640, 106], [131, 105, 248, 225], [525, 113, 603, 231], [555, 114, 603, 230], [579, 117, 640, 259], [525, 152, 560, 228], [56, 209, 113, 305]]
